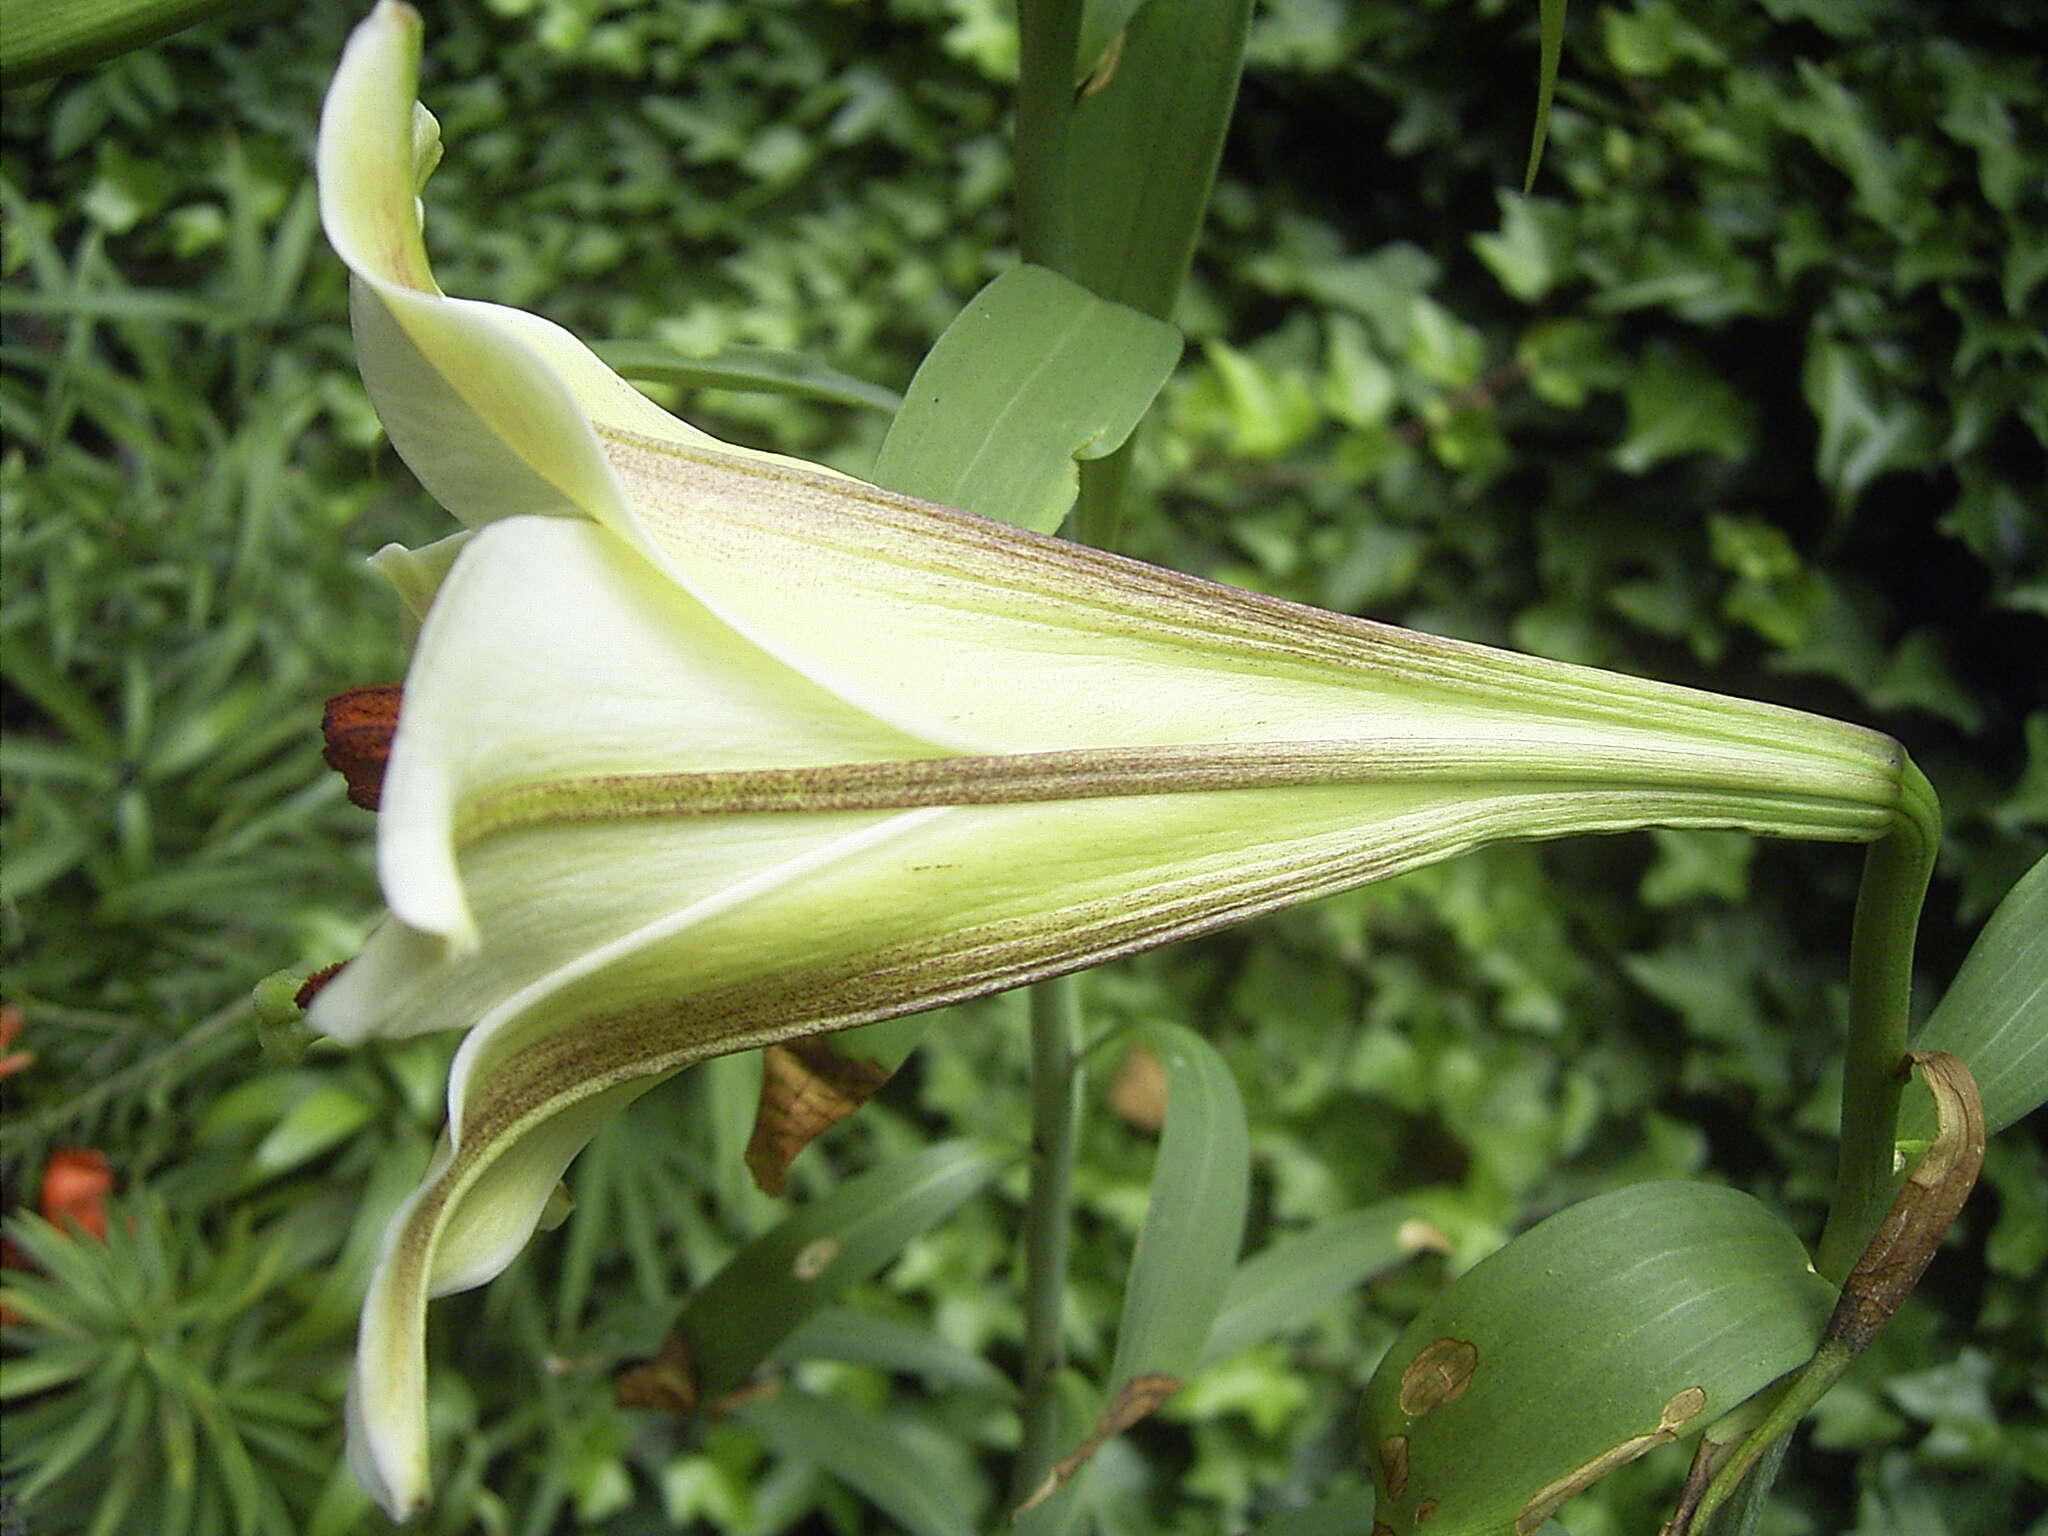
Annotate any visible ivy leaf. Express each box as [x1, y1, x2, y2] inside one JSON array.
[[1612, 349, 1753, 474]]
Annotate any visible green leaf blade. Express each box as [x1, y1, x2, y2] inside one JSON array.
[[1204, 1199, 1427, 1364], [1908, 853, 2048, 1138], [740, 1385, 984, 1536], [591, 341, 902, 414], [1361, 1182, 1834, 1536], [871, 265, 1181, 533], [1070, 0, 1254, 320], [772, 1306, 1015, 1399], [676, 1138, 1013, 1402], [1107, 1022, 1252, 1389], [1525, 0, 1569, 192]]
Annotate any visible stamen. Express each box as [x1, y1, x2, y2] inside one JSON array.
[[323, 685, 403, 810], [295, 961, 349, 1010]]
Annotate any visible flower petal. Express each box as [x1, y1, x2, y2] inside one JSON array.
[[311, 515, 935, 980], [599, 434, 1902, 800], [348, 1076, 651, 1519], [319, 2, 847, 539]]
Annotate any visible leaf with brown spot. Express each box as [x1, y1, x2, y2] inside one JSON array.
[[1108, 1043, 1168, 1131], [1360, 1183, 1834, 1535], [1398, 1338, 1478, 1416], [1515, 1393, 1705, 1536], [1380, 1434, 1411, 1498]]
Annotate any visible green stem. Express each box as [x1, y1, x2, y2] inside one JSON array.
[[1816, 757, 1939, 1281], [1688, 1344, 1855, 1529], [1009, 0, 1089, 1502], [1010, 971, 1085, 1503], [1072, 438, 1137, 552], [1013, 0, 1084, 271], [1686, 756, 1939, 1531]]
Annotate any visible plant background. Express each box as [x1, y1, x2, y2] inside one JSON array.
[[2, 0, 2044, 1532]]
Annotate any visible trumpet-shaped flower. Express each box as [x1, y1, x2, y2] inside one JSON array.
[[312, 3, 1928, 1517]]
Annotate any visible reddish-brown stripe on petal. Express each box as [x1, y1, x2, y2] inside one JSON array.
[[323, 684, 403, 810]]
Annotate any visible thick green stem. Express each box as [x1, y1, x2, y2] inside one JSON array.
[[1010, 4, 1089, 1499], [1684, 757, 1940, 1531], [1072, 438, 1137, 552], [1013, 0, 1083, 272], [1007, 6, 1089, 1499], [1010, 971, 1085, 1502], [1816, 758, 1939, 1281]]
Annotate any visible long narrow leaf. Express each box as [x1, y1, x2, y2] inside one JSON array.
[[1015, 1024, 1250, 1528], [1069, 0, 1253, 319], [1107, 1022, 1251, 1388], [1525, 0, 1568, 191], [741, 1385, 983, 1536], [773, 1306, 1015, 1398], [591, 340, 902, 414], [1907, 853, 2047, 1137], [1204, 1199, 1428, 1364], [675, 1139, 1013, 1401], [1074, 0, 1150, 84], [0, 0, 248, 85]]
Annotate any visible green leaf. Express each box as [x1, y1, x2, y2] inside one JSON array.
[[1612, 349, 1753, 474], [1473, 192, 1572, 303], [1525, 0, 1568, 191], [676, 1139, 1013, 1401], [1205, 1199, 1426, 1363], [590, 341, 902, 414], [1070, 0, 1253, 320], [1247, 1479, 1379, 1535], [1905, 854, 2047, 1139], [244, 1085, 374, 1183], [773, 1306, 1015, 1398], [1360, 1182, 1834, 1535], [1802, 332, 1933, 510], [741, 1386, 982, 1536], [4, 1360, 130, 1504], [1011, 1026, 1249, 1529], [1075, 0, 1151, 84], [870, 265, 1180, 533], [0, 1337, 103, 1398], [0, 0, 247, 86], [1107, 1023, 1251, 1390], [0, 638, 121, 760]]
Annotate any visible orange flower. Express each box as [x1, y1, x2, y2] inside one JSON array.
[[0, 1003, 31, 1079], [38, 1149, 113, 1241]]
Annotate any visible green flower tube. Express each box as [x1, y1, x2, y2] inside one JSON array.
[[312, 4, 1920, 1516]]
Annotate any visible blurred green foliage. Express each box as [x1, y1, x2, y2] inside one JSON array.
[[2, 0, 2042, 1532]]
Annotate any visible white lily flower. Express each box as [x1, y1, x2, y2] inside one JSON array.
[[310, 3, 1924, 1517]]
